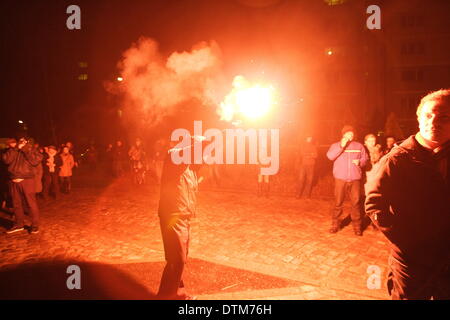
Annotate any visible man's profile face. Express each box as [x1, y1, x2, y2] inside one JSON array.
[[343, 131, 354, 141], [418, 100, 450, 145]]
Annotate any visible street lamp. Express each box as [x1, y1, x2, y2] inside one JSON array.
[[117, 77, 123, 82]]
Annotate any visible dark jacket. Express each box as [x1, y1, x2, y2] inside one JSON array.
[[112, 145, 126, 162], [2, 146, 43, 180], [365, 135, 450, 264], [158, 149, 199, 218], [327, 140, 368, 181], [299, 141, 318, 166]]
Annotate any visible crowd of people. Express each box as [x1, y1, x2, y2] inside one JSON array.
[[155, 88, 450, 300], [0, 137, 169, 235], [1, 89, 449, 300], [0, 139, 77, 234]]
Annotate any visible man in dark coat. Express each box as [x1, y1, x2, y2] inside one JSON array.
[[365, 89, 450, 299], [2, 137, 43, 234], [296, 135, 318, 199]]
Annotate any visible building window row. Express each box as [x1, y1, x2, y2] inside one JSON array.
[[400, 15, 424, 28], [401, 42, 425, 55], [401, 69, 423, 82]]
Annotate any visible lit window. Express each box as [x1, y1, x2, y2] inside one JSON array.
[[78, 62, 88, 68], [78, 74, 88, 80], [324, 0, 346, 5]]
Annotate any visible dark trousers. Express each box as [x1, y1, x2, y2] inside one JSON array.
[[9, 179, 40, 227], [298, 164, 314, 197], [43, 172, 59, 199], [158, 215, 190, 299], [387, 252, 450, 300], [332, 179, 362, 231], [60, 176, 71, 193]]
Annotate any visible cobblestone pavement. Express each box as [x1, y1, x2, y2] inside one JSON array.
[[0, 172, 391, 300]]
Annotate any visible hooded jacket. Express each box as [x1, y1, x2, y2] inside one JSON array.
[[365, 135, 450, 264], [2, 146, 43, 180], [327, 140, 368, 181]]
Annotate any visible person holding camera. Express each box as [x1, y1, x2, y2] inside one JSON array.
[[2, 137, 43, 234]]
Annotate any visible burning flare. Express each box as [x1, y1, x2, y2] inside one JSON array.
[[219, 75, 277, 122]]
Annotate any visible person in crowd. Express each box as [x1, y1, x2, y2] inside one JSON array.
[[59, 146, 75, 194], [384, 136, 396, 155], [85, 143, 98, 170], [2, 137, 43, 234], [30, 140, 43, 198], [327, 125, 368, 236], [296, 135, 318, 199], [365, 89, 450, 299], [104, 143, 114, 176], [257, 170, 270, 198], [157, 134, 204, 300], [129, 138, 147, 185], [256, 144, 271, 198], [112, 140, 126, 177], [42, 146, 61, 200], [65, 141, 78, 168], [364, 133, 383, 181], [153, 138, 167, 185], [0, 138, 16, 210]]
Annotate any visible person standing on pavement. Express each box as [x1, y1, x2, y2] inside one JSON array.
[[363, 134, 383, 188], [296, 135, 318, 199], [0, 138, 16, 210], [156, 134, 205, 300], [2, 137, 43, 234], [112, 140, 126, 177], [327, 125, 368, 236], [59, 146, 75, 194], [31, 141, 44, 198], [365, 89, 450, 299], [129, 138, 147, 185], [42, 146, 61, 200]]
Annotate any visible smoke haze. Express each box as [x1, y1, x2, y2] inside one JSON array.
[[107, 37, 226, 132]]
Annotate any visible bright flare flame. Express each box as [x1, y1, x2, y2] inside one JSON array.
[[219, 75, 276, 122]]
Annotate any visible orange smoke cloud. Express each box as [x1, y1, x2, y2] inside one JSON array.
[[107, 37, 225, 129]]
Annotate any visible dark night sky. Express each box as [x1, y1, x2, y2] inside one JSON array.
[[1, 0, 449, 146], [0, 0, 329, 145]]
